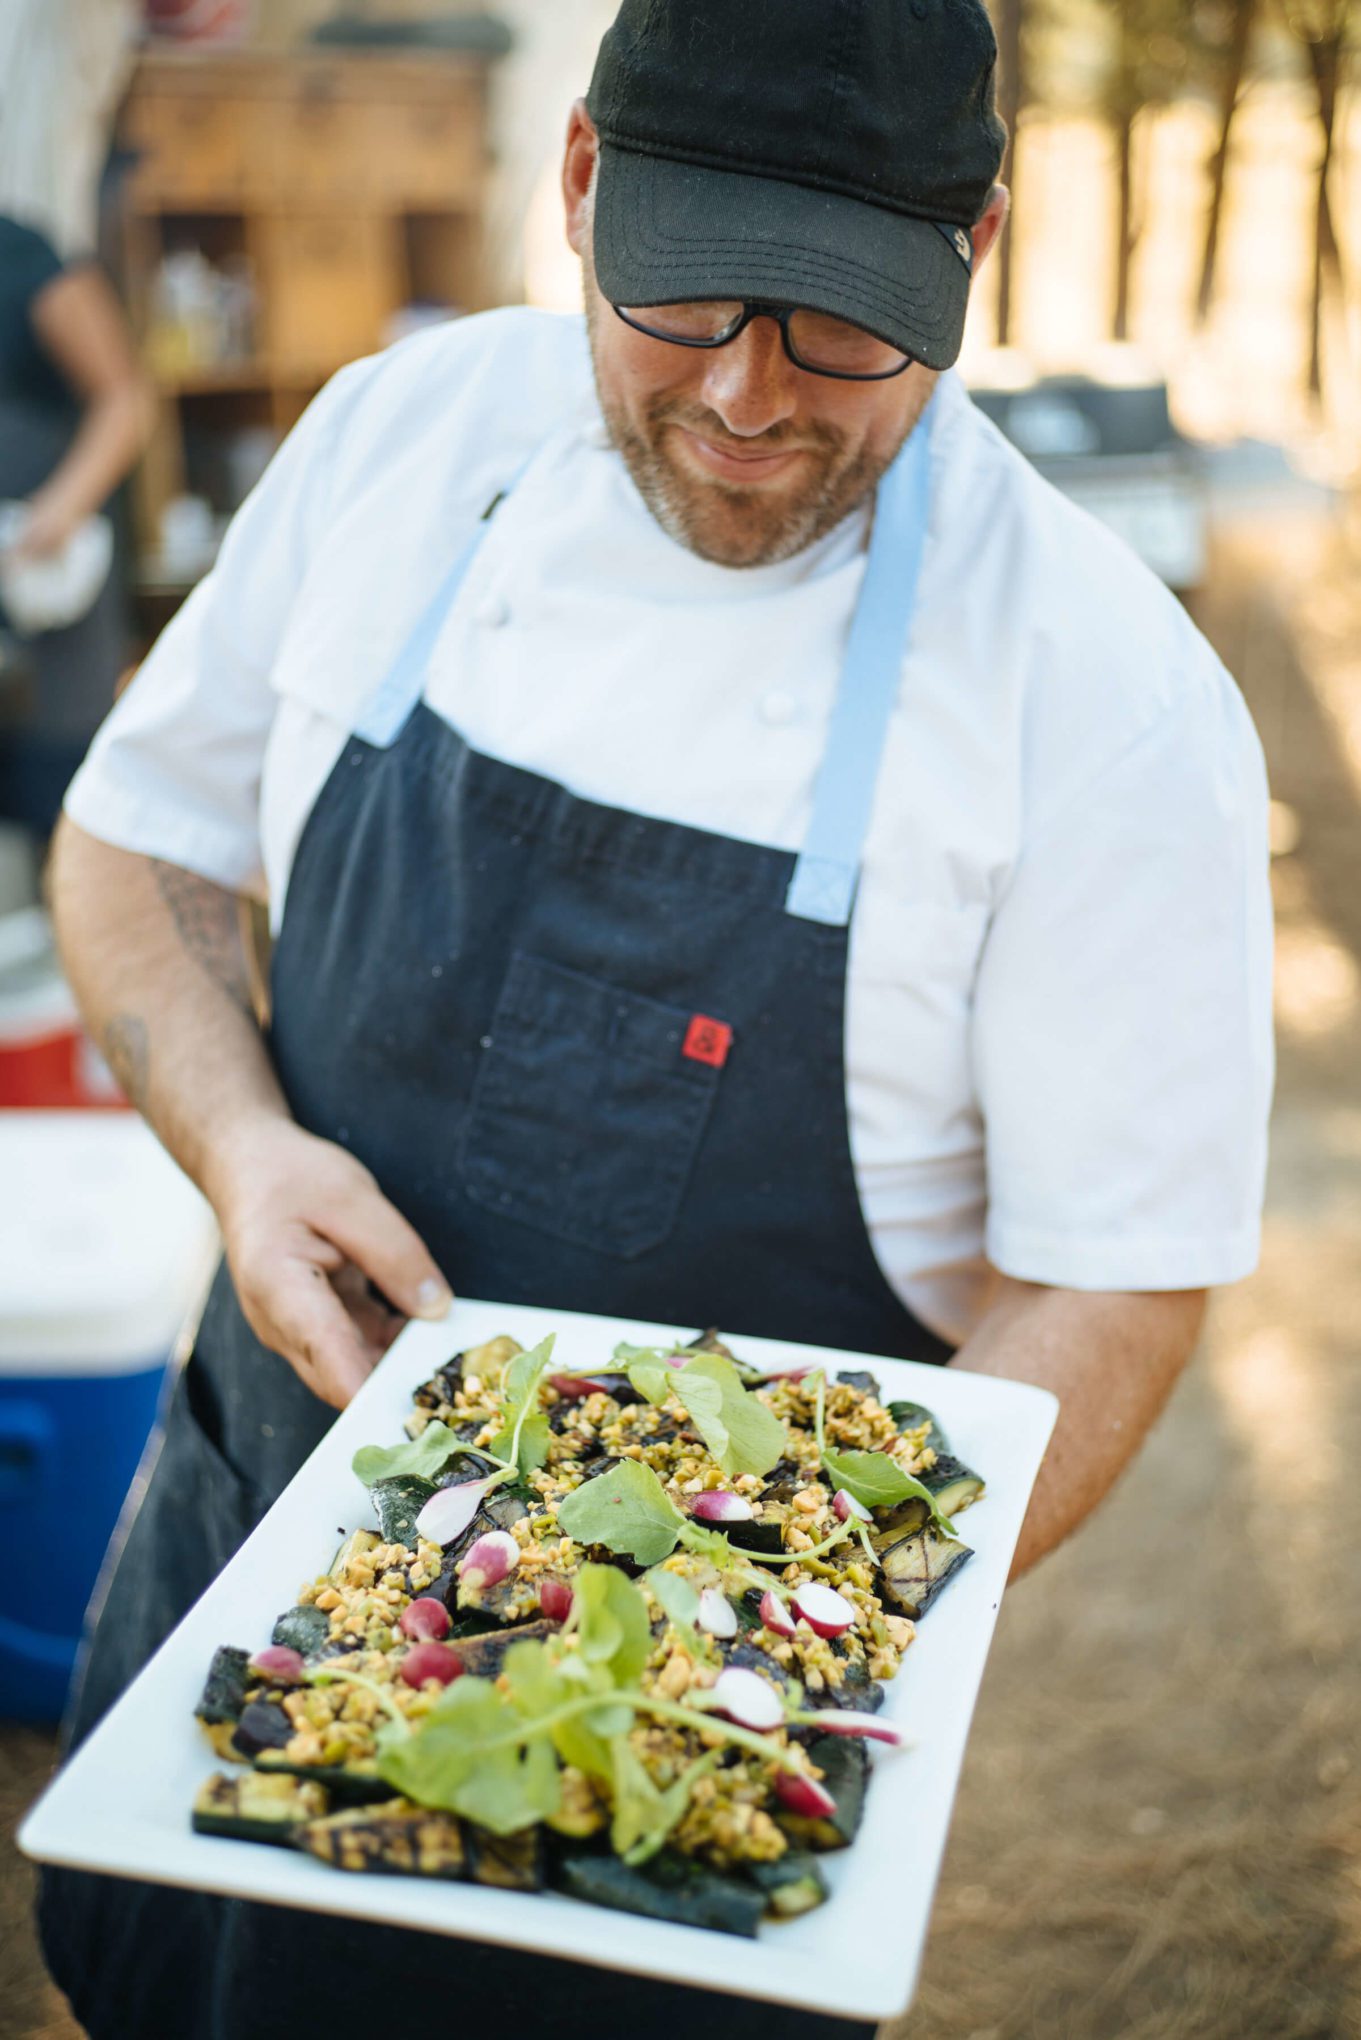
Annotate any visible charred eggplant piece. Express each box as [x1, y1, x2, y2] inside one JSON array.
[[296, 1801, 466, 1879], [370, 1474, 436, 1548], [230, 1698, 294, 1759], [738, 1501, 791, 1557], [192, 1770, 329, 1845], [448, 1619, 556, 1681], [553, 1846, 766, 1937], [746, 1850, 829, 1918], [465, 1824, 545, 1891], [878, 1525, 973, 1619], [412, 1353, 468, 1413], [271, 1606, 331, 1658], [777, 1735, 867, 1851], [869, 1496, 930, 1548], [919, 1452, 985, 1517]]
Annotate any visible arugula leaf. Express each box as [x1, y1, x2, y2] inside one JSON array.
[[375, 1674, 562, 1834], [822, 1443, 955, 1536], [556, 1459, 684, 1565], [351, 1422, 468, 1489], [487, 1334, 556, 1474], [572, 1562, 653, 1686], [672, 1353, 786, 1478]]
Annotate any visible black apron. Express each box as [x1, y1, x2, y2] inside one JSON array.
[[40, 411, 949, 2039]]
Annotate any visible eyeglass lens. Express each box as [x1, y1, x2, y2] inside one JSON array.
[[620, 301, 910, 377]]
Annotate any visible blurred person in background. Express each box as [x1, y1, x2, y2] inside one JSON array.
[[36, 0, 1273, 2035], [0, 213, 152, 842]]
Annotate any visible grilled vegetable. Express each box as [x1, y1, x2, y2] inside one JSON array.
[[888, 1400, 951, 1455], [254, 1754, 399, 1806], [329, 1529, 381, 1579], [746, 1851, 829, 1918], [270, 1606, 331, 1658], [553, 1847, 767, 1937], [195, 1645, 250, 1728], [775, 1734, 867, 1850], [192, 1770, 329, 1845], [445, 1619, 556, 1681], [920, 1452, 985, 1517], [869, 1495, 930, 1547], [465, 1824, 545, 1891], [878, 1525, 973, 1618], [837, 1369, 882, 1399], [738, 1500, 791, 1556], [296, 1801, 466, 1879], [370, 1474, 436, 1547]]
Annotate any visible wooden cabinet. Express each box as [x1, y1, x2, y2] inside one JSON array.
[[113, 48, 496, 602]]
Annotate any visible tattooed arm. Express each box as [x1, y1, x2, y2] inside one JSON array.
[[48, 820, 452, 1406]]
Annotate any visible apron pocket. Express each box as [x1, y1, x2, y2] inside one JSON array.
[[457, 951, 726, 1259]]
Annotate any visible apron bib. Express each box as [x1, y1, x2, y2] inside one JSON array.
[[43, 411, 945, 2040]]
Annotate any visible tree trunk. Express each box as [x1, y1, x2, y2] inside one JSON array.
[[1196, 0, 1256, 322], [1304, 31, 1343, 396], [995, 0, 1024, 347], [1113, 106, 1135, 341]]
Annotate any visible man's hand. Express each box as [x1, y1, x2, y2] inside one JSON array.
[[210, 1118, 453, 1411]]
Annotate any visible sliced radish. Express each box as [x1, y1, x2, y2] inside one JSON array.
[[833, 1488, 872, 1524], [759, 1589, 797, 1637], [539, 1577, 573, 1623], [457, 1529, 521, 1590], [706, 1666, 785, 1732], [399, 1642, 464, 1690], [415, 1478, 492, 1547], [689, 1490, 755, 1525], [792, 1581, 857, 1637], [697, 1587, 738, 1638], [801, 1708, 907, 1747], [248, 1645, 305, 1684], [548, 1372, 619, 1400], [772, 1769, 838, 1819], [398, 1597, 451, 1643], [751, 1362, 814, 1384]]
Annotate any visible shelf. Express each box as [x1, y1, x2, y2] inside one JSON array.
[[154, 362, 326, 395]]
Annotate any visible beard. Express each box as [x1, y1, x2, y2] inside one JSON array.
[[584, 291, 930, 570]]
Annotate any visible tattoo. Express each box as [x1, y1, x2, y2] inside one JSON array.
[[152, 860, 254, 1016], [104, 1013, 150, 1110]]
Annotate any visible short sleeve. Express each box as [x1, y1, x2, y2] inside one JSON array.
[[63, 353, 381, 896], [974, 662, 1274, 1291], [1, 217, 67, 305]]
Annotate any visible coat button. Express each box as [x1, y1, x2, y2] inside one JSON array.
[[759, 688, 799, 726]]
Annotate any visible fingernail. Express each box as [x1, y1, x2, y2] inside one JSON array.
[[415, 1278, 453, 1320]]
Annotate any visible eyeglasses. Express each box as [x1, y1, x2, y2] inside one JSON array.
[[612, 300, 914, 382]]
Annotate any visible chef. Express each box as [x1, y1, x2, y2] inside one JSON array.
[[40, 1, 1273, 2035]]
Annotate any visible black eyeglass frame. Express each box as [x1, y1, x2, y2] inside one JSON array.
[[611, 300, 915, 382]]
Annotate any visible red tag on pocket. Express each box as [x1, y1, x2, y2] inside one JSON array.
[[683, 1014, 733, 1068]]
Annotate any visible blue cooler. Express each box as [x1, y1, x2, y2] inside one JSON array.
[[0, 1111, 217, 1720]]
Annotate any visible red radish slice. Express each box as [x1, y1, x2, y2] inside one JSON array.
[[833, 1488, 872, 1524], [539, 1577, 573, 1623], [751, 1362, 814, 1383], [399, 1642, 464, 1690], [457, 1529, 520, 1590], [697, 1588, 738, 1638], [773, 1769, 838, 1819], [707, 1666, 785, 1732], [415, 1479, 492, 1547], [759, 1590, 797, 1637], [801, 1708, 907, 1747], [398, 1597, 451, 1643], [548, 1373, 617, 1400], [689, 1490, 755, 1525], [248, 1646, 305, 1684], [792, 1581, 857, 1637]]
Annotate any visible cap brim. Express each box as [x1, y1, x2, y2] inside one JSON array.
[[593, 144, 970, 372]]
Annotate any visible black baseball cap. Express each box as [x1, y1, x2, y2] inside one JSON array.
[[586, 0, 1007, 372]]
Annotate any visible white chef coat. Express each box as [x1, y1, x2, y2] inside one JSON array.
[[65, 308, 1273, 1343]]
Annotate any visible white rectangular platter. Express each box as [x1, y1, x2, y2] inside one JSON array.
[[21, 1298, 1056, 2023]]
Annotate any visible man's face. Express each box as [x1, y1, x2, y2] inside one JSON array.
[[579, 263, 942, 571], [580, 259, 939, 571]]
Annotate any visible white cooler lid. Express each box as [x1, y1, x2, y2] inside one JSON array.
[[0, 1112, 219, 1373]]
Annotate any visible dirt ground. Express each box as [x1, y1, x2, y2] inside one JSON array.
[[3, 511, 1359, 2040]]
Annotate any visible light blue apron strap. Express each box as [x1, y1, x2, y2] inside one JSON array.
[[785, 411, 934, 925], [353, 455, 539, 749]]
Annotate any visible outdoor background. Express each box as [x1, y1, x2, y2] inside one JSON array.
[[1, 1, 1359, 2036]]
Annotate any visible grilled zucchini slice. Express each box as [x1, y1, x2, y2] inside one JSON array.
[[253, 1753, 399, 1806], [192, 1769, 329, 1845], [887, 1400, 951, 1455], [270, 1605, 331, 1658], [369, 1474, 436, 1548], [465, 1824, 545, 1890], [919, 1452, 985, 1517], [296, 1801, 466, 1879], [878, 1524, 973, 1618], [553, 1847, 766, 1937], [195, 1645, 250, 1728], [776, 1735, 867, 1850], [747, 1851, 829, 1918]]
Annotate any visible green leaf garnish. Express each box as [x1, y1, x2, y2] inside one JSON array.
[[572, 1560, 654, 1686], [619, 1349, 786, 1479], [556, 1459, 684, 1565], [610, 1740, 721, 1865], [376, 1671, 562, 1834], [810, 1369, 956, 1538], [351, 1422, 469, 1489], [487, 1334, 557, 1475], [642, 1566, 701, 1632]]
